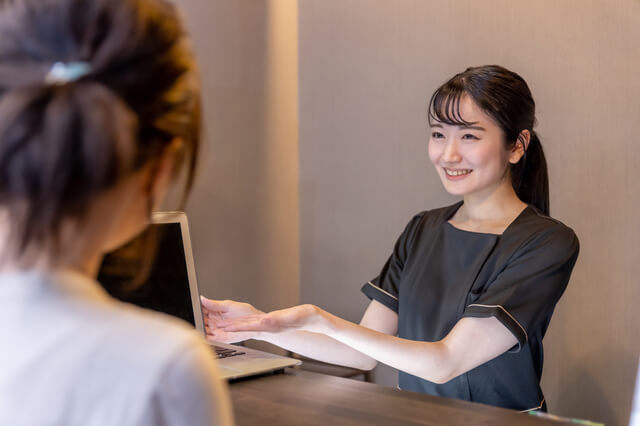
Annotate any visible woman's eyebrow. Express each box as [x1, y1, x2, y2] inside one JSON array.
[[460, 124, 485, 131], [429, 123, 485, 131]]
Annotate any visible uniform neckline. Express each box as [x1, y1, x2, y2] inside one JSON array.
[[444, 201, 531, 236]]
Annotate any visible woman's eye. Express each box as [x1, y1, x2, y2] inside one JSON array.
[[462, 133, 479, 140], [431, 131, 444, 139]]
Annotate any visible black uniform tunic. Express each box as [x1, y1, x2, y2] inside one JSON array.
[[361, 202, 579, 411]]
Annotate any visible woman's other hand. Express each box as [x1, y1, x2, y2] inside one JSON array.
[[200, 297, 264, 343], [216, 304, 330, 335]]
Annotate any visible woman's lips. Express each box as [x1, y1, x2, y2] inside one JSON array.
[[443, 168, 472, 180]]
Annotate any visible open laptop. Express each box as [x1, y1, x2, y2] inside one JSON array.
[[97, 211, 300, 380]]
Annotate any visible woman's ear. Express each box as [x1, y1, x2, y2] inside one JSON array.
[[509, 130, 531, 164], [148, 138, 183, 210]]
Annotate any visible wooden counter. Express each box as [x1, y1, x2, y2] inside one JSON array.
[[230, 369, 560, 425]]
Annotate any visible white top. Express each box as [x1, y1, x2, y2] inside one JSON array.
[[0, 270, 233, 426]]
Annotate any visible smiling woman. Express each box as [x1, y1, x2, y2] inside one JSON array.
[[201, 65, 579, 412]]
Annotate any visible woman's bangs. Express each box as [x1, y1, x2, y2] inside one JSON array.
[[428, 86, 473, 127]]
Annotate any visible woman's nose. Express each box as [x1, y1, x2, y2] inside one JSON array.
[[442, 140, 461, 163]]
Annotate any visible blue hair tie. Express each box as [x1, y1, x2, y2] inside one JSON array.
[[45, 62, 91, 85]]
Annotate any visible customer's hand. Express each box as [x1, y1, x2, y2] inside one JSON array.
[[200, 297, 264, 343]]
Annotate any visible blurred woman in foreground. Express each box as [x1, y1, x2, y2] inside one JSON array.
[[0, 0, 232, 424]]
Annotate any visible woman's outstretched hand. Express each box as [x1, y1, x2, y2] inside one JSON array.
[[200, 297, 265, 343], [215, 304, 331, 336]]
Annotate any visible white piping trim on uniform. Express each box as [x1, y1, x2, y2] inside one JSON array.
[[467, 304, 528, 341], [519, 398, 544, 413], [366, 281, 398, 301]]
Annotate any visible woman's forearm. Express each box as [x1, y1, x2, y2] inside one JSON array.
[[258, 330, 378, 371], [321, 310, 454, 383], [216, 303, 515, 383], [317, 309, 516, 384]]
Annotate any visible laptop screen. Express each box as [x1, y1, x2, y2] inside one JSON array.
[[97, 223, 196, 327]]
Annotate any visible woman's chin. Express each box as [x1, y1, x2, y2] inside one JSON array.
[[441, 181, 473, 197]]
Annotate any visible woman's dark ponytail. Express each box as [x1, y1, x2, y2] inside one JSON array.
[[0, 0, 199, 252], [428, 65, 551, 215], [511, 131, 549, 215], [0, 82, 138, 252]]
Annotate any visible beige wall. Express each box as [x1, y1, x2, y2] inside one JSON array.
[[176, 1, 638, 425], [178, 1, 300, 312]]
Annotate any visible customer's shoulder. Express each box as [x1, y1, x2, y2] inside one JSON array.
[[110, 300, 202, 347], [85, 299, 209, 374]]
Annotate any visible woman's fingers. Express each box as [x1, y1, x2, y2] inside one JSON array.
[[220, 305, 315, 330], [220, 314, 291, 333], [208, 305, 322, 335], [205, 313, 265, 343], [207, 311, 225, 324], [206, 327, 258, 344], [200, 296, 230, 314], [207, 310, 247, 328], [216, 316, 266, 331], [201, 296, 264, 318]]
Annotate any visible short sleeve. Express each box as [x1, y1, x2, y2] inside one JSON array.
[[463, 224, 579, 352], [361, 214, 424, 313], [143, 336, 234, 426]]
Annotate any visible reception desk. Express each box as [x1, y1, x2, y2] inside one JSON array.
[[230, 369, 559, 425]]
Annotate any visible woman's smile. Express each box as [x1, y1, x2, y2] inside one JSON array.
[[444, 168, 473, 179]]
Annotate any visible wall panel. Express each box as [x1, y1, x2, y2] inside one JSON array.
[[176, 1, 300, 312]]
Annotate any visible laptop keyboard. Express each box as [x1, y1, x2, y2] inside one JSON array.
[[213, 345, 245, 359]]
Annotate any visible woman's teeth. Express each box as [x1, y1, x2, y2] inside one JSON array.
[[445, 169, 472, 176]]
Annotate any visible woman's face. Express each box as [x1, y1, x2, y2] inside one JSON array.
[[428, 95, 517, 198]]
